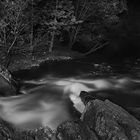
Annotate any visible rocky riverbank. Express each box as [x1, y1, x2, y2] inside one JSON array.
[[1, 95, 140, 140], [0, 65, 18, 96]]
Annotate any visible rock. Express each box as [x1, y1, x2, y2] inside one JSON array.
[[0, 118, 54, 140], [81, 99, 140, 140], [55, 120, 98, 140], [19, 126, 54, 140], [80, 91, 95, 105], [0, 119, 15, 140], [80, 89, 140, 108], [0, 65, 18, 96]]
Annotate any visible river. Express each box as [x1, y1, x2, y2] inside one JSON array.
[[0, 57, 140, 130]]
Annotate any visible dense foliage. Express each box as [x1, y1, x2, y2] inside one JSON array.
[[0, 0, 127, 67]]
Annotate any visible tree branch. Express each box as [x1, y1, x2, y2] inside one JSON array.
[[83, 41, 109, 56], [75, 0, 80, 17], [78, 0, 88, 19]]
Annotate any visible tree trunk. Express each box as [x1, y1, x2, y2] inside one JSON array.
[[82, 42, 108, 56], [68, 26, 81, 50], [49, 30, 55, 52], [68, 37, 73, 50], [68, 29, 75, 50], [30, 34, 34, 60], [30, 0, 34, 59]]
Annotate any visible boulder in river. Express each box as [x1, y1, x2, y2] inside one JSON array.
[[81, 99, 140, 139], [0, 65, 18, 96]]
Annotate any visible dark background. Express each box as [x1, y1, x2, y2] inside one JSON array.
[[97, 0, 140, 59]]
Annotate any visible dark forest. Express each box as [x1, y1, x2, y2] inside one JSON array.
[[0, 0, 140, 140]]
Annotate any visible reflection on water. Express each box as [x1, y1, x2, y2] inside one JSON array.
[[0, 59, 140, 130]]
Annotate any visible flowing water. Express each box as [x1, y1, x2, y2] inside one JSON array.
[[0, 58, 140, 130]]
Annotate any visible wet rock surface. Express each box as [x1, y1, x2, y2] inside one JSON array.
[[0, 65, 18, 96]]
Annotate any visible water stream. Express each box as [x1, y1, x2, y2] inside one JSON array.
[[0, 58, 140, 130]]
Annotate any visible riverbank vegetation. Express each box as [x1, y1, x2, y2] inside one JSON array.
[[0, 0, 127, 71]]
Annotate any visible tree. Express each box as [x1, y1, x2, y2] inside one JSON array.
[[26, 0, 42, 57], [43, 0, 127, 53], [0, 0, 29, 67], [43, 0, 83, 52], [70, 0, 127, 54]]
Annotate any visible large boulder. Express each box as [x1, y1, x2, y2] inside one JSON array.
[[0, 65, 18, 96], [81, 99, 140, 140], [55, 120, 98, 140]]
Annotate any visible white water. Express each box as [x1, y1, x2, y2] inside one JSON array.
[[0, 75, 140, 130]]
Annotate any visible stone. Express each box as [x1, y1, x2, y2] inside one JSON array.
[[81, 99, 140, 140], [80, 91, 95, 105], [0, 118, 54, 140], [55, 120, 98, 140], [0, 65, 18, 96]]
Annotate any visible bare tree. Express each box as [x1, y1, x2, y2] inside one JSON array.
[[0, 0, 29, 66]]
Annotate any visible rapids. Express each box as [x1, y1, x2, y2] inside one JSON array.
[[0, 59, 140, 130]]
